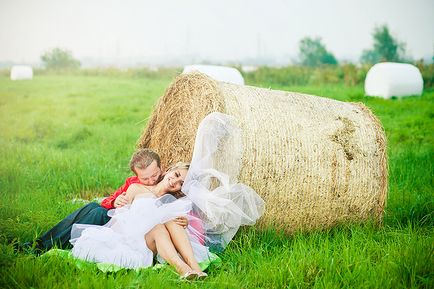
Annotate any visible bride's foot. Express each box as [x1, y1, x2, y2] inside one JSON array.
[[187, 263, 207, 280], [176, 263, 196, 280], [196, 271, 208, 280], [179, 270, 207, 281], [180, 270, 199, 281]]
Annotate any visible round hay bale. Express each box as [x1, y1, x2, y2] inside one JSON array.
[[138, 72, 388, 232]]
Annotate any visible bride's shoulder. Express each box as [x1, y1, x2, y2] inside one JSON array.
[[134, 192, 155, 200], [126, 183, 154, 202], [126, 183, 150, 194], [128, 183, 146, 190]]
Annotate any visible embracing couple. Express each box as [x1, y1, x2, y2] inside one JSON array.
[[29, 113, 265, 280]]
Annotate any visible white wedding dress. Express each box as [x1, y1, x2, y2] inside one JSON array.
[[70, 112, 265, 269], [70, 196, 192, 269]]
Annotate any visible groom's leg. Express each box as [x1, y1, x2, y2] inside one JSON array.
[[76, 205, 111, 225], [37, 202, 110, 250]]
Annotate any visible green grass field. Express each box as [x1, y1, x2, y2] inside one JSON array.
[[0, 73, 433, 288]]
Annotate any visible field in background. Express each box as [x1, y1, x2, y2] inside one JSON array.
[[0, 71, 432, 288]]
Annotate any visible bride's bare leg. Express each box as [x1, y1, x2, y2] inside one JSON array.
[[164, 220, 202, 272], [145, 224, 192, 276]]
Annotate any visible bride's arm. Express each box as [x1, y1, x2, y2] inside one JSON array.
[[124, 184, 150, 203]]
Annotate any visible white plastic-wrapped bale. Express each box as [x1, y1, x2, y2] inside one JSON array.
[[241, 65, 258, 73], [183, 65, 244, 85], [365, 62, 423, 98], [10, 65, 33, 80]]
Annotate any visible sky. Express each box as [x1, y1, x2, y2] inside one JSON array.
[[0, 0, 433, 66]]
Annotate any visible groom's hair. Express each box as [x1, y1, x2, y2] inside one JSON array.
[[129, 148, 161, 172]]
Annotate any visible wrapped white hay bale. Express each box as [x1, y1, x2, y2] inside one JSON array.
[[10, 65, 33, 80], [138, 72, 388, 232], [183, 64, 244, 85], [365, 62, 423, 98], [241, 65, 258, 73]]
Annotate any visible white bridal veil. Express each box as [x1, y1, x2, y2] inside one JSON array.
[[180, 112, 265, 251]]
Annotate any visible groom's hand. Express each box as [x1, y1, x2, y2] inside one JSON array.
[[174, 216, 188, 228], [114, 192, 129, 208]]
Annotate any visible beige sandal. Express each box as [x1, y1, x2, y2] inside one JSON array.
[[196, 271, 208, 280], [180, 270, 199, 281]]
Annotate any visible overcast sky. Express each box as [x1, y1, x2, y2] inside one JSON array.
[[0, 0, 433, 66]]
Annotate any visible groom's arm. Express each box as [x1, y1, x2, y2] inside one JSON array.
[[100, 176, 140, 209]]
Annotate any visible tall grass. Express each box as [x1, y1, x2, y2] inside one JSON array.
[[0, 72, 432, 288]]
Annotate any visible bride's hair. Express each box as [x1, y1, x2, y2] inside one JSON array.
[[166, 162, 190, 198], [166, 162, 190, 173]]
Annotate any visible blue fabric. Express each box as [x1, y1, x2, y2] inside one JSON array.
[[37, 202, 110, 250]]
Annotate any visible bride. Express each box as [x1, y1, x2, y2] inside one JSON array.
[[71, 162, 204, 278], [70, 112, 265, 280]]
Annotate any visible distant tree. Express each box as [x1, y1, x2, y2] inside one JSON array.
[[298, 37, 338, 67], [360, 25, 406, 64], [41, 48, 80, 70]]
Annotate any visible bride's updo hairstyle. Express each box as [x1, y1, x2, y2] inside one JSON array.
[[166, 162, 190, 173], [166, 162, 190, 198]]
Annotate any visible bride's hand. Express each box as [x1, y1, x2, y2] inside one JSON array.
[[114, 192, 129, 208], [174, 216, 188, 228]]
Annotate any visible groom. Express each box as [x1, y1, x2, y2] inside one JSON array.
[[31, 148, 163, 251]]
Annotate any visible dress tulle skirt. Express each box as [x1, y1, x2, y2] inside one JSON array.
[[70, 196, 210, 269]]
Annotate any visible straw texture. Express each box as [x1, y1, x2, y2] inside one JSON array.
[[137, 72, 388, 232]]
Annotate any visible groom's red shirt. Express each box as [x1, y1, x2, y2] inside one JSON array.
[[100, 176, 141, 209]]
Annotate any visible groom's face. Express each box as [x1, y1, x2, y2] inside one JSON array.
[[134, 160, 162, 185]]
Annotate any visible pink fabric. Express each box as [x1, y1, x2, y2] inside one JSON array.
[[188, 211, 205, 245]]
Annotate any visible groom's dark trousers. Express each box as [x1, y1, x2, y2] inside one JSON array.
[[36, 202, 111, 250]]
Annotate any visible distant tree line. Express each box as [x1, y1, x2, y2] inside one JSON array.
[[36, 24, 432, 88], [298, 37, 338, 67], [298, 24, 409, 67], [360, 25, 407, 64], [41, 47, 80, 70]]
